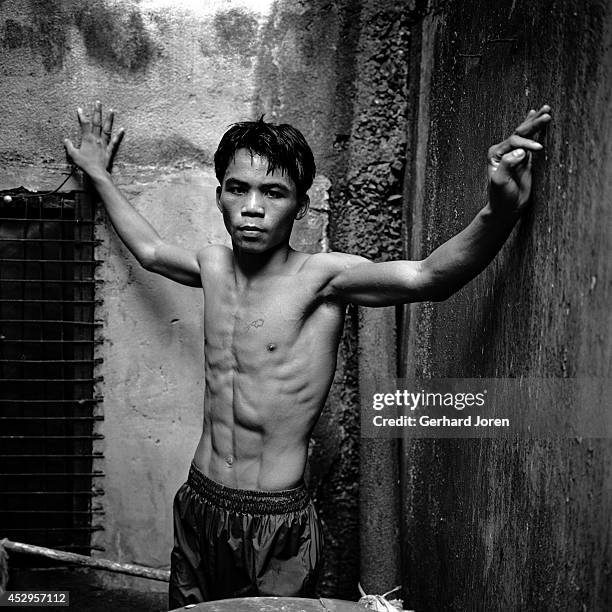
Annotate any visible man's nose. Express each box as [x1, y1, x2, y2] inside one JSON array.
[[241, 191, 264, 216]]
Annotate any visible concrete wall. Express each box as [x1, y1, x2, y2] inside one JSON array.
[[401, 0, 612, 609], [0, 0, 330, 592]]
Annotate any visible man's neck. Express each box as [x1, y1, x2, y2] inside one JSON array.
[[232, 241, 295, 280]]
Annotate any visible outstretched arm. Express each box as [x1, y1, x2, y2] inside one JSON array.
[[324, 105, 552, 306], [64, 101, 202, 287]]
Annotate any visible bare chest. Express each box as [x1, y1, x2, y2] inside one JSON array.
[[203, 271, 326, 355]]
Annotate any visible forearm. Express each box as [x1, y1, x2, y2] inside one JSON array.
[[88, 171, 163, 268], [420, 202, 521, 300]]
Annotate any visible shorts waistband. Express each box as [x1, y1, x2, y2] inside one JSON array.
[[187, 463, 310, 515]]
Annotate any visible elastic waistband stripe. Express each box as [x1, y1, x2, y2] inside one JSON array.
[[187, 463, 310, 514]]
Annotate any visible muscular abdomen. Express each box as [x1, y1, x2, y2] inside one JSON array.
[[194, 266, 345, 491]]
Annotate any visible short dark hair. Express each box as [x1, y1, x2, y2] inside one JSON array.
[[214, 118, 316, 195]]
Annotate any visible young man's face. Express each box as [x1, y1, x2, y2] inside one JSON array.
[[216, 149, 309, 254]]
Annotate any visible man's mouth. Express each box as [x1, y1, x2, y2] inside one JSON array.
[[239, 225, 265, 233]]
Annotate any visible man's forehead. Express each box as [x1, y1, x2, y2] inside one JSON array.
[[223, 149, 294, 187]]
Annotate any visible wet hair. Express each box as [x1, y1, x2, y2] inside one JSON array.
[[214, 117, 316, 195]]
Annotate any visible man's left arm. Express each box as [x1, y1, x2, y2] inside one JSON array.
[[323, 105, 552, 306]]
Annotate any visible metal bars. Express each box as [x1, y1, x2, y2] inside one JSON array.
[[0, 188, 103, 559]]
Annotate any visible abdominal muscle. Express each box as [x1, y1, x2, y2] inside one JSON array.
[[192, 300, 344, 491], [193, 417, 310, 492], [192, 354, 338, 490]]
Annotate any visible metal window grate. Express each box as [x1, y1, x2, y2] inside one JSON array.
[[0, 188, 104, 560]]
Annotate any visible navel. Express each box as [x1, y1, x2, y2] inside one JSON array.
[[225, 454, 234, 467], [267, 343, 276, 352]]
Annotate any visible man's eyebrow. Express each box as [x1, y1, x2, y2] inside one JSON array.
[[224, 177, 291, 191], [260, 181, 290, 191]]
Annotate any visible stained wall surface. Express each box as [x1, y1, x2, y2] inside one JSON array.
[[401, 1, 612, 609]]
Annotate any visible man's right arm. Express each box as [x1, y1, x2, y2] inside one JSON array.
[[64, 102, 201, 287]]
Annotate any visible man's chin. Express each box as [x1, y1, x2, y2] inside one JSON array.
[[232, 237, 270, 254]]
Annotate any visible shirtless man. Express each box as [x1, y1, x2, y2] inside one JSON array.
[[64, 102, 551, 607]]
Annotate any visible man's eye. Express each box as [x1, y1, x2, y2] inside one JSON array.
[[266, 191, 283, 198], [227, 186, 246, 194]]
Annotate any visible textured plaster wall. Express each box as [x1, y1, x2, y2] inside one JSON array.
[[401, 0, 612, 609], [0, 0, 330, 591], [0, 0, 272, 171], [324, 1, 423, 599]]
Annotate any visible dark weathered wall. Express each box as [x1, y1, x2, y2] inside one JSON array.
[[402, 1, 612, 609], [325, 1, 424, 600]]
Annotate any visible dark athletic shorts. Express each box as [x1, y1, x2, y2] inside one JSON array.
[[169, 463, 323, 608]]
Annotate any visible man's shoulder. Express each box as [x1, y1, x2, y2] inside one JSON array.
[[196, 244, 232, 268], [300, 251, 371, 276], [296, 252, 373, 302]]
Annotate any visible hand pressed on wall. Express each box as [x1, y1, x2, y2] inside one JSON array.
[[64, 100, 125, 178], [487, 104, 551, 214]]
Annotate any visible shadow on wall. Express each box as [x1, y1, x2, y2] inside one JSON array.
[[2, 0, 69, 72], [132, 135, 213, 167], [74, 1, 161, 71], [0, 0, 160, 72], [200, 7, 260, 67]]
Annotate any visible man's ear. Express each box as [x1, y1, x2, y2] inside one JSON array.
[[215, 186, 222, 212], [296, 194, 309, 220]]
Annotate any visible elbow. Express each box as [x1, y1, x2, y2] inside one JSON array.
[[136, 244, 159, 272]]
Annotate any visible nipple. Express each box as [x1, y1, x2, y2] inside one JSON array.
[[267, 343, 276, 352], [225, 455, 234, 467]]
